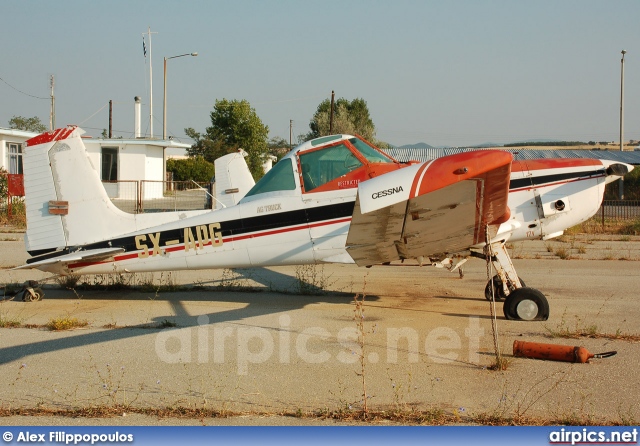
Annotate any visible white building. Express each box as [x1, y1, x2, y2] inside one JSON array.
[[1, 127, 189, 199], [0, 128, 35, 175], [82, 137, 190, 199]]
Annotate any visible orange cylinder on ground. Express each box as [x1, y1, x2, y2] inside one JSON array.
[[513, 340, 594, 363]]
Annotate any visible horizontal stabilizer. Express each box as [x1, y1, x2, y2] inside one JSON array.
[[14, 247, 125, 271]]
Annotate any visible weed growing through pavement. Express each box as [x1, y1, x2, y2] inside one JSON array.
[[351, 272, 376, 419], [385, 368, 420, 414], [55, 274, 81, 289], [545, 297, 640, 341], [156, 319, 177, 329], [488, 371, 569, 422], [488, 355, 511, 371], [0, 314, 21, 328], [94, 363, 140, 407], [217, 268, 256, 291], [293, 264, 334, 295], [46, 316, 89, 331], [553, 247, 571, 260], [0, 301, 23, 327]]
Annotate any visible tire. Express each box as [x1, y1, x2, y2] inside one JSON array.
[[484, 275, 526, 302], [503, 287, 549, 321], [22, 287, 44, 302]]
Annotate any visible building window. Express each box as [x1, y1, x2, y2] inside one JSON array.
[[101, 147, 118, 181], [8, 143, 23, 174]]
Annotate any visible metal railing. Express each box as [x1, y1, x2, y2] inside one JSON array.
[[101, 180, 213, 214], [599, 200, 640, 221], [102, 180, 139, 214], [140, 180, 212, 213]]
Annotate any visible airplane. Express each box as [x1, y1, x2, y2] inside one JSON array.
[[14, 125, 632, 321]]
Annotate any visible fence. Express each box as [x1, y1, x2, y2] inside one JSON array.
[[0, 173, 24, 217], [103, 180, 139, 214], [597, 199, 640, 224], [101, 180, 213, 214], [140, 180, 213, 213]]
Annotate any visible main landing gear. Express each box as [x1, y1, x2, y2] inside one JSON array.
[[481, 241, 549, 321]]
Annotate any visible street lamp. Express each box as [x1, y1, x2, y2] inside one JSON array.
[[163, 52, 198, 140], [619, 50, 626, 200], [620, 50, 626, 152]]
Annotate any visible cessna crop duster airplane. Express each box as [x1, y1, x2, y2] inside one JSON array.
[[16, 126, 632, 321]]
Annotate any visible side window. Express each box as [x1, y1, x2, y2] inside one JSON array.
[[243, 158, 296, 198], [299, 143, 362, 192], [101, 147, 118, 181], [8, 143, 23, 174]]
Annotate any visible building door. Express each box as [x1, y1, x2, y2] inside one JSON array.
[[101, 147, 119, 198]]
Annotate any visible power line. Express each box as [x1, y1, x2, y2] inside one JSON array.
[[0, 75, 49, 100], [77, 103, 109, 126]]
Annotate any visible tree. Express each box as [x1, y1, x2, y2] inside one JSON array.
[[306, 97, 376, 142], [166, 157, 215, 182], [185, 127, 228, 163], [9, 116, 46, 133], [185, 99, 269, 179], [267, 136, 291, 161]]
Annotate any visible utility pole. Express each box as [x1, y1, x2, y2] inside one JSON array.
[[109, 100, 113, 138], [49, 75, 55, 131], [619, 50, 626, 199], [290, 119, 293, 149], [620, 50, 626, 152], [329, 90, 335, 134]]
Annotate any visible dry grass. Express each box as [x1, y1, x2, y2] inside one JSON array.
[[0, 315, 22, 328], [46, 316, 89, 331], [0, 405, 634, 426]]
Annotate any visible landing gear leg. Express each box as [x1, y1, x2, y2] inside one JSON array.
[[485, 241, 549, 321]]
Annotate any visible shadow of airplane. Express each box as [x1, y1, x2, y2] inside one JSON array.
[[0, 267, 379, 366]]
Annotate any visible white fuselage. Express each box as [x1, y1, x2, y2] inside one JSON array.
[[57, 160, 608, 276]]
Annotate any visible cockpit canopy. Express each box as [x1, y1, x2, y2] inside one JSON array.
[[241, 135, 400, 201]]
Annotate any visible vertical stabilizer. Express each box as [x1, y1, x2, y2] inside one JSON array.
[[213, 150, 255, 209], [24, 126, 139, 254]]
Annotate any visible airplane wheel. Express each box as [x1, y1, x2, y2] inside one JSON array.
[[22, 287, 44, 302], [484, 275, 525, 302], [503, 287, 549, 321]]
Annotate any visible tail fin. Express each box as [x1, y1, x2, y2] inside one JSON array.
[[213, 150, 255, 209], [24, 126, 207, 256], [24, 127, 136, 254]]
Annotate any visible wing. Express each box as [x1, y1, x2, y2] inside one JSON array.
[[346, 151, 513, 266], [13, 247, 125, 274]]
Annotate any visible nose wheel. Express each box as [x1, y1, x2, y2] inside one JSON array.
[[503, 287, 549, 321], [483, 239, 550, 321]]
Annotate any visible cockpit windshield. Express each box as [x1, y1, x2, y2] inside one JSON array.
[[349, 137, 394, 164], [299, 143, 362, 192], [242, 158, 296, 198]]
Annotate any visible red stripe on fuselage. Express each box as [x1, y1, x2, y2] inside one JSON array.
[[66, 217, 353, 270]]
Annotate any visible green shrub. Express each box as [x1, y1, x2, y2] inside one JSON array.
[[166, 156, 215, 182]]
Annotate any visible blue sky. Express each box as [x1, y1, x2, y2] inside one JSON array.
[[2, 0, 639, 147]]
